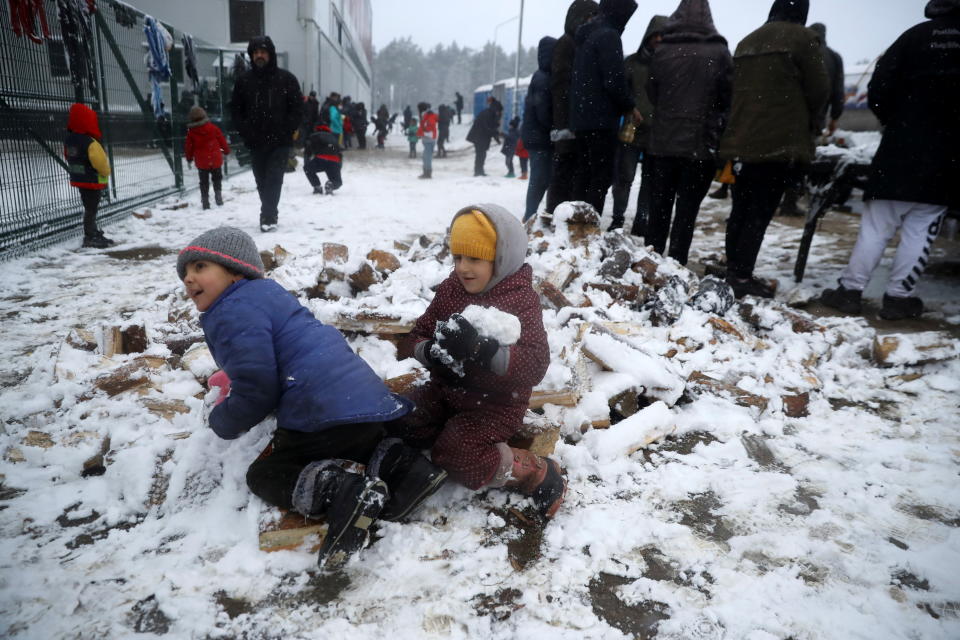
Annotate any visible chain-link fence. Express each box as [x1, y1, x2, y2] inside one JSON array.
[[0, 0, 250, 260]]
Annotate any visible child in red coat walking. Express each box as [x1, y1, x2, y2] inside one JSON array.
[[184, 106, 230, 209], [390, 204, 566, 519]]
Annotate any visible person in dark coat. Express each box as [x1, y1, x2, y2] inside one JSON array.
[[466, 100, 502, 176], [402, 105, 413, 129], [545, 0, 598, 214], [354, 102, 368, 150], [610, 15, 667, 234], [820, 0, 960, 321], [717, 0, 828, 298], [300, 91, 320, 146], [520, 36, 558, 221], [454, 92, 464, 124], [177, 226, 443, 571], [569, 0, 641, 215], [230, 36, 303, 232], [645, 0, 732, 265], [779, 20, 847, 216], [375, 103, 389, 149], [501, 117, 521, 178], [437, 104, 453, 157], [304, 124, 343, 195]]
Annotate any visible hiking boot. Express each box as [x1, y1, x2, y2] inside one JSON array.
[[879, 294, 924, 321], [367, 438, 447, 522], [214, 191, 223, 206], [607, 216, 624, 232], [201, 197, 210, 210], [324, 180, 337, 195], [519, 172, 528, 180], [505, 448, 566, 520], [708, 184, 729, 199], [820, 283, 863, 314], [317, 475, 388, 571], [726, 275, 775, 299], [313, 185, 324, 195], [505, 171, 515, 178]]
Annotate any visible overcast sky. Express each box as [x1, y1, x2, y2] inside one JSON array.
[[372, 0, 928, 71]]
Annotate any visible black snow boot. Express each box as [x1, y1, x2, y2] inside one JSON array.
[[879, 294, 923, 321], [214, 190, 224, 206], [292, 459, 389, 571], [367, 438, 447, 522], [726, 274, 774, 299], [82, 234, 111, 249], [201, 194, 210, 210], [820, 283, 863, 314]]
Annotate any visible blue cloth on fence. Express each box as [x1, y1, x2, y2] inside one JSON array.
[[144, 16, 171, 119]]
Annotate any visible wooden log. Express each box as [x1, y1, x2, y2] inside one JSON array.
[[367, 249, 401, 274], [121, 325, 148, 354], [66, 328, 98, 352], [536, 280, 575, 310], [348, 262, 380, 294], [528, 388, 579, 409], [140, 398, 191, 420], [94, 356, 167, 397], [323, 242, 349, 264], [384, 370, 429, 395], [871, 332, 959, 367], [707, 317, 745, 341], [781, 392, 810, 418], [686, 371, 768, 412], [328, 311, 415, 335], [259, 510, 327, 553], [101, 326, 123, 358], [583, 282, 643, 303]]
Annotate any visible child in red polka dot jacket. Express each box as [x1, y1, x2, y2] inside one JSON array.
[[390, 204, 566, 519]]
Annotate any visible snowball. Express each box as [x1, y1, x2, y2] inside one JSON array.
[[461, 304, 521, 345]]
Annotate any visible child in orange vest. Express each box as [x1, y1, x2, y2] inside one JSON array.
[[64, 103, 113, 248]]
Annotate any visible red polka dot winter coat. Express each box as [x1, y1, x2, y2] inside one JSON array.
[[410, 263, 550, 408]]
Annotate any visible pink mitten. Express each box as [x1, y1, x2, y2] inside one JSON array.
[[208, 369, 231, 405]]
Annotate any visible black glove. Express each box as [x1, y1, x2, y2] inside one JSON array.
[[435, 314, 500, 368]]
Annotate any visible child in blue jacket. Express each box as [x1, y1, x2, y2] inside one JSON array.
[[177, 226, 446, 569]]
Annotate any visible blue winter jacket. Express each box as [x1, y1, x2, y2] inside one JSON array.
[[201, 278, 411, 439]]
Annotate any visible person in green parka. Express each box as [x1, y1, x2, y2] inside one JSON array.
[[717, 0, 828, 299]]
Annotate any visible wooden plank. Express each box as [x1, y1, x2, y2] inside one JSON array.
[[259, 510, 327, 553], [328, 311, 415, 335]]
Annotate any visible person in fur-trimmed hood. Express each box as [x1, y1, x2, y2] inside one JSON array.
[[184, 105, 230, 209], [389, 204, 565, 520]]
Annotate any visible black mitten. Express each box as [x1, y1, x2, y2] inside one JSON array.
[[435, 313, 478, 362]]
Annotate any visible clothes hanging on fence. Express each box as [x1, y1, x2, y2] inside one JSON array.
[[8, 0, 51, 43], [56, 0, 98, 100], [143, 15, 172, 119], [113, 3, 136, 28], [181, 33, 199, 94]]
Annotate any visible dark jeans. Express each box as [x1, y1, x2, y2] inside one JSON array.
[[250, 145, 291, 226], [473, 140, 490, 176], [577, 129, 618, 215], [438, 128, 449, 156], [524, 148, 552, 221], [519, 156, 528, 174], [504, 152, 515, 174], [304, 157, 343, 191], [197, 167, 223, 202], [356, 125, 367, 149], [79, 188, 102, 236], [246, 423, 384, 510], [546, 139, 589, 214], [611, 143, 653, 234], [725, 162, 793, 278], [646, 155, 715, 265]]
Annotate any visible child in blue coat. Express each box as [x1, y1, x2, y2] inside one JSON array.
[[178, 226, 446, 569]]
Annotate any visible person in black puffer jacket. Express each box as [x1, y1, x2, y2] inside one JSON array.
[[568, 0, 641, 215], [230, 36, 303, 232], [520, 36, 557, 221], [645, 0, 732, 265]]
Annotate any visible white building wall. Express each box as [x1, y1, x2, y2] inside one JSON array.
[[130, 0, 372, 104]]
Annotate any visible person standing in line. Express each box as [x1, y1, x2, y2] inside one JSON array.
[[354, 102, 369, 150], [644, 0, 732, 265], [406, 117, 419, 159], [418, 105, 438, 179], [717, 0, 828, 297], [437, 104, 452, 157], [609, 15, 667, 234], [520, 36, 557, 221], [64, 102, 114, 248], [230, 35, 302, 232], [501, 117, 521, 178], [466, 99, 502, 177], [568, 0, 642, 216], [820, 0, 960, 321], [184, 105, 231, 209], [300, 91, 320, 146], [325, 93, 344, 147], [454, 92, 464, 124], [545, 0, 598, 214]]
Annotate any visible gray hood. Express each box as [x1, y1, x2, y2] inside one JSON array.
[[450, 203, 528, 293]]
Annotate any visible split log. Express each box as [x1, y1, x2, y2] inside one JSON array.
[[707, 317, 745, 341], [686, 371, 768, 412], [323, 242, 349, 264], [94, 356, 167, 397], [509, 412, 561, 457], [328, 311, 415, 335], [140, 398, 191, 420], [181, 344, 217, 381], [348, 262, 380, 294], [384, 370, 429, 395], [781, 392, 810, 418], [871, 332, 959, 367], [66, 328, 97, 352], [259, 510, 327, 553], [536, 280, 574, 310], [583, 282, 645, 303], [121, 325, 148, 354], [367, 249, 401, 274]]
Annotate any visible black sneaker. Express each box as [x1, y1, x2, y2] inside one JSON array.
[[313, 185, 324, 195], [317, 475, 388, 571], [726, 275, 774, 299], [82, 234, 111, 249], [367, 438, 447, 522], [879, 294, 923, 321], [820, 283, 863, 314]]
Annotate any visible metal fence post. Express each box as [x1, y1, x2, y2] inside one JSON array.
[[93, 13, 118, 202]]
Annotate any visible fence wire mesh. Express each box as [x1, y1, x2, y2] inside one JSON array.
[[0, 0, 249, 260]]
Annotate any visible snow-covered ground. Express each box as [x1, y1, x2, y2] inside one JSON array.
[[1, 121, 958, 639]]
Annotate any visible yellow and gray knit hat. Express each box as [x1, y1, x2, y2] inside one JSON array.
[[449, 209, 497, 261], [177, 226, 264, 280]]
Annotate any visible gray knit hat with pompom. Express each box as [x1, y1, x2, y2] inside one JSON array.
[[177, 226, 264, 280]]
